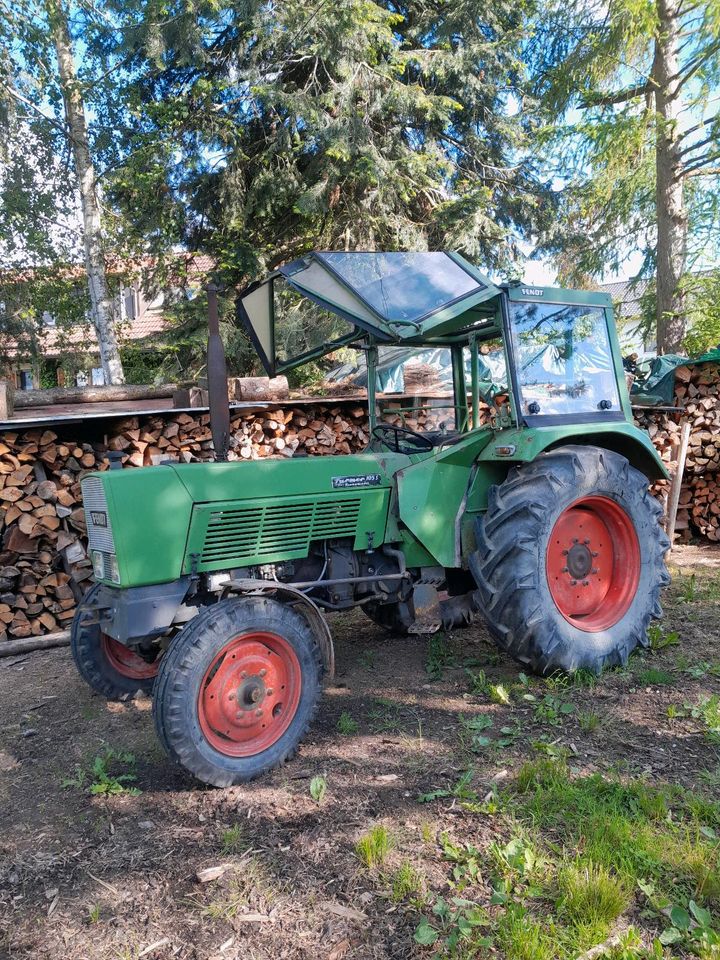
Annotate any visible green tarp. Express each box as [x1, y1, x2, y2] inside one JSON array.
[[631, 349, 720, 405]]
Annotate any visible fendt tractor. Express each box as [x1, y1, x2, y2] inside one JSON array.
[[71, 252, 670, 786]]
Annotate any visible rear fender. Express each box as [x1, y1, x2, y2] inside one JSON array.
[[477, 424, 667, 482]]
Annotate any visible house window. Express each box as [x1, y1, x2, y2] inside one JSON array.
[[91, 367, 105, 386], [122, 287, 137, 320], [42, 311, 56, 327], [17, 369, 34, 390]]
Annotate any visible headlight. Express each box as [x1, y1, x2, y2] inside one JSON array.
[[91, 550, 105, 580], [91, 550, 120, 584]]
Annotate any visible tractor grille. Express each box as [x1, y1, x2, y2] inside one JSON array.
[[200, 497, 362, 565], [82, 477, 116, 554]]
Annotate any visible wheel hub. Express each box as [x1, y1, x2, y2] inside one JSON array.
[[566, 542, 593, 580], [198, 632, 301, 757], [546, 496, 640, 632]]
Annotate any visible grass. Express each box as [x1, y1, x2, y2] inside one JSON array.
[[221, 824, 248, 854], [355, 825, 393, 868], [387, 861, 424, 901], [636, 667, 675, 686], [197, 859, 274, 920], [557, 861, 630, 930], [578, 710, 602, 733], [646, 624, 681, 652], [336, 711, 358, 735]]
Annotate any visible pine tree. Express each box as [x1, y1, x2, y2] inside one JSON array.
[[90, 0, 552, 284]]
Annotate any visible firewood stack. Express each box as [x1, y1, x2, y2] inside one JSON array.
[[634, 361, 720, 542], [0, 403, 371, 640]]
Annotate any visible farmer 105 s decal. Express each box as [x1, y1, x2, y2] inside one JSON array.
[[71, 252, 669, 786]]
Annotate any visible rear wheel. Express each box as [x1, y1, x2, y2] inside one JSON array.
[[71, 584, 160, 700], [469, 445, 670, 674], [153, 597, 323, 787]]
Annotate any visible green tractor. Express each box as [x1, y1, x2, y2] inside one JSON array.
[[72, 252, 670, 786]]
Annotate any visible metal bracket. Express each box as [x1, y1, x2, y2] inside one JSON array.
[[222, 578, 335, 678]]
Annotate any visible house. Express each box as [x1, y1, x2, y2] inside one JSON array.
[[599, 279, 656, 357], [0, 253, 214, 388]]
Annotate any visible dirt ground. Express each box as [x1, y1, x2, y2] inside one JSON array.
[[1, 544, 719, 960]]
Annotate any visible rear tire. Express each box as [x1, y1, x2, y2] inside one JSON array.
[[71, 585, 160, 701], [153, 597, 323, 787], [469, 445, 670, 675]]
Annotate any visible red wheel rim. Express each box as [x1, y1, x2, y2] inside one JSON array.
[[101, 633, 159, 680], [197, 632, 302, 757], [546, 496, 640, 632]]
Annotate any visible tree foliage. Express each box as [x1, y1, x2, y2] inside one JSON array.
[[530, 0, 720, 352], [90, 0, 553, 285]]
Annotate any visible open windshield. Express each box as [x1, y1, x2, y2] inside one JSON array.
[[509, 301, 620, 417]]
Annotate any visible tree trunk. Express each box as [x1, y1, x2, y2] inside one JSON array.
[[653, 0, 688, 355], [13, 383, 178, 409], [46, 0, 125, 385]]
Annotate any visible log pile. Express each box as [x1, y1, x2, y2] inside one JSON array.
[[0, 403, 371, 640], [634, 360, 720, 542]]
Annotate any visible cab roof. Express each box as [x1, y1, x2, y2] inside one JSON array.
[[236, 251, 502, 375]]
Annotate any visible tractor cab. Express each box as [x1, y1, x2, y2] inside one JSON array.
[[237, 251, 632, 453]]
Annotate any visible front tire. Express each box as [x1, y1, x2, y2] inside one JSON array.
[[71, 585, 160, 701], [469, 445, 670, 675], [153, 597, 323, 787]]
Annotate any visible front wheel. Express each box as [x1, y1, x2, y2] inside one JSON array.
[[71, 585, 160, 700], [469, 445, 670, 675], [153, 597, 323, 787]]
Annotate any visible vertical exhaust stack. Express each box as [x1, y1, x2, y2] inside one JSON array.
[[206, 282, 231, 462]]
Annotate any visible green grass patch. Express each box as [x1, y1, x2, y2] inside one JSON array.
[[355, 825, 392, 868], [336, 711, 358, 735], [387, 861, 424, 901], [636, 667, 675, 686]]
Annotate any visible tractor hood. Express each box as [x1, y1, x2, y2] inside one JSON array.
[[237, 251, 501, 376]]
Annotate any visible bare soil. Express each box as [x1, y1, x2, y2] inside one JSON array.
[[1, 544, 719, 960]]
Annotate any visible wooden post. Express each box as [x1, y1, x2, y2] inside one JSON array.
[[666, 419, 691, 548], [0, 380, 14, 419]]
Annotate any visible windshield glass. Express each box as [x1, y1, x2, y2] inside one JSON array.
[[274, 279, 357, 365], [509, 302, 620, 417], [317, 252, 484, 323]]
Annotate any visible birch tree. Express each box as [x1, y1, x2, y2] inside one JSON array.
[[0, 0, 125, 383]]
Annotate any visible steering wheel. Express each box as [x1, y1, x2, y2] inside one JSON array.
[[371, 422, 434, 454]]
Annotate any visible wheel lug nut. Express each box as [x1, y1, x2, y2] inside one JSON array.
[[228, 693, 235, 701], [572, 538, 578, 544], [582, 580, 589, 586], [561, 549, 569, 556], [570, 579, 577, 586], [240, 671, 248, 679], [583, 539, 590, 545], [266, 688, 273, 696], [592, 552, 598, 558], [592, 568, 598, 574], [259, 669, 267, 677], [561, 566, 568, 573], [256, 709, 263, 716]]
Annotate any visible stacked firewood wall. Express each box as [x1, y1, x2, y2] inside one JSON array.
[[0, 403, 369, 642], [634, 361, 720, 542]]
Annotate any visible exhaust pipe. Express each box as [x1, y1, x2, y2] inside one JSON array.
[[206, 281, 230, 462]]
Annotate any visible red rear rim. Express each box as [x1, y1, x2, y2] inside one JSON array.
[[101, 633, 159, 680], [197, 631, 302, 757], [546, 496, 640, 632]]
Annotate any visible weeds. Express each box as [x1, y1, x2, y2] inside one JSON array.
[[557, 861, 630, 930], [425, 634, 453, 680], [533, 694, 574, 725], [646, 624, 680, 652], [578, 710, 601, 733], [63, 748, 140, 796], [355, 825, 392, 868], [309, 775, 327, 804]]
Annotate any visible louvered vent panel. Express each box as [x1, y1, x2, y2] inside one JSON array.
[[200, 498, 362, 565]]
